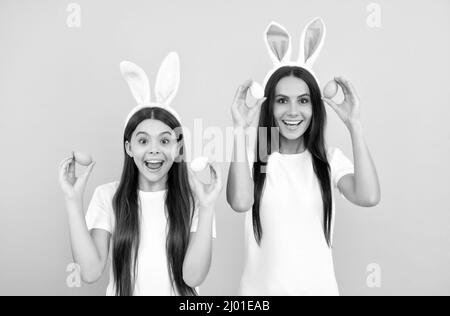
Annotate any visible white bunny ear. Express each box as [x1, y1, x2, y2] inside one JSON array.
[[120, 61, 151, 105], [298, 17, 326, 67], [155, 52, 180, 106], [265, 22, 292, 65]]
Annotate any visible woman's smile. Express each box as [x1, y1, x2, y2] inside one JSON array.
[[281, 119, 304, 130]]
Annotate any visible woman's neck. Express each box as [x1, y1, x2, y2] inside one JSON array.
[[138, 175, 168, 192], [279, 136, 306, 155]]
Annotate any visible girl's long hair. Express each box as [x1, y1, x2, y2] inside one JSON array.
[[252, 66, 333, 247], [112, 107, 197, 296]]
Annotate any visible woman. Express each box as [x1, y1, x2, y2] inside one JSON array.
[[227, 19, 380, 296]]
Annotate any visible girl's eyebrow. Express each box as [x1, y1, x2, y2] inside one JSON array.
[[135, 131, 149, 137], [136, 131, 173, 137]]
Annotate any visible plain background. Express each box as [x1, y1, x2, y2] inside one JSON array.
[[1, 0, 449, 296]]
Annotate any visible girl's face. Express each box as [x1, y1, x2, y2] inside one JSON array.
[[125, 119, 181, 190], [273, 76, 313, 141]]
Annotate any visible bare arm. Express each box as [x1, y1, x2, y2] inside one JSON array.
[[66, 199, 110, 283], [183, 163, 223, 288], [323, 77, 381, 207], [226, 81, 266, 212], [183, 208, 215, 288], [338, 123, 381, 207], [59, 156, 110, 283]]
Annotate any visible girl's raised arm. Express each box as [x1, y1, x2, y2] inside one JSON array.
[[58, 156, 110, 283], [183, 162, 223, 288]]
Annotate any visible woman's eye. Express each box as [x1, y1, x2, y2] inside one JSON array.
[[138, 139, 148, 145], [299, 98, 310, 104], [277, 98, 288, 104]]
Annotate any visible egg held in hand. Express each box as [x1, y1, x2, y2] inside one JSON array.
[[323, 80, 339, 99], [73, 151, 93, 166], [190, 156, 209, 173]]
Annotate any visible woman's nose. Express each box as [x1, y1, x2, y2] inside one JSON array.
[[288, 101, 300, 115]]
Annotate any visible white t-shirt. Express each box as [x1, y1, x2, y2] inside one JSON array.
[[85, 181, 216, 296], [240, 147, 354, 296]]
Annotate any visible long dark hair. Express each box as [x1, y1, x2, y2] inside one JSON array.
[[112, 107, 197, 296], [252, 66, 333, 247]]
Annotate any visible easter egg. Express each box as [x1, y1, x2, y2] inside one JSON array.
[[323, 80, 339, 99], [249, 82, 264, 101], [190, 156, 209, 173], [73, 151, 93, 166]]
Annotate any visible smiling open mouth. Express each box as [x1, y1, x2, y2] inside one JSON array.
[[282, 120, 303, 127], [144, 159, 165, 171]]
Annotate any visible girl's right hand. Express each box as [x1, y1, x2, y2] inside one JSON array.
[[231, 80, 266, 129], [58, 154, 95, 202]]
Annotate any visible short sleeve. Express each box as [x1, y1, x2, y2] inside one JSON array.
[[190, 205, 217, 239], [246, 127, 257, 179], [328, 147, 355, 192], [247, 148, 255, 179], [85, 185, 114, 233]]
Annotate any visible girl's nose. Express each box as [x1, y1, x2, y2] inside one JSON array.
[[149, 143, 161, 155]]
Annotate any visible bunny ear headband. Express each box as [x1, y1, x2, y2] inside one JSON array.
[[120, 52, 181, 128], [252, 17, 326, 93]]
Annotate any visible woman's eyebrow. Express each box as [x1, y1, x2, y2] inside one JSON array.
[[275, 93, 310, 98], [159, 131, 173, 136]]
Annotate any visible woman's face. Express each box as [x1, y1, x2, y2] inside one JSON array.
[[125, 119, 180, 189], [273, 76, 313, 141]]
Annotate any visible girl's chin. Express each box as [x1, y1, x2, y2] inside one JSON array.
[[139, 167, 168, 183]]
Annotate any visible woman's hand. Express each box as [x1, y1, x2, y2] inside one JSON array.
[[322, 76, 361, 129], [58, 153, 95, 202], [189, 162, 223, 209], [231, 80, 266, 130]]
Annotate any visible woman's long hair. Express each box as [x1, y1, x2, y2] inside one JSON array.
[[252, 66, 333, 247], [112, 107, 197, 296]]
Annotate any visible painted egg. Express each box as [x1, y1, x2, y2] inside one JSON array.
[[73, 151, 93, 166], [249, 82, 264, 101], [323, 80, 339, 99], [190, 156, 209, 173]]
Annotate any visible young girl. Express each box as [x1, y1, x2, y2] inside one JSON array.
[[58, 53, 222, 296], [227, 19, 381, 296]]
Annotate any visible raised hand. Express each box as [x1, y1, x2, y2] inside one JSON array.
[[231, 80, 266, 129], [322, 76, 361, 129], [188, 162, 223, 209], [58, 153, 95, 202]]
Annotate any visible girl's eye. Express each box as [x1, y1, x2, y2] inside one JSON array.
[[138, 138, 148, 145], [161, 138, 171, 145], [276, 98, 288, 104]]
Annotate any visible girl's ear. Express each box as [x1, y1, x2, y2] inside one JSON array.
[[125, 140, 133, 158], [172, 140, 183, 162], [298, 17, 326, 67], [120, 61, 151, 105], [155, 52, 180, 106], [265, 22, 292, 65]]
